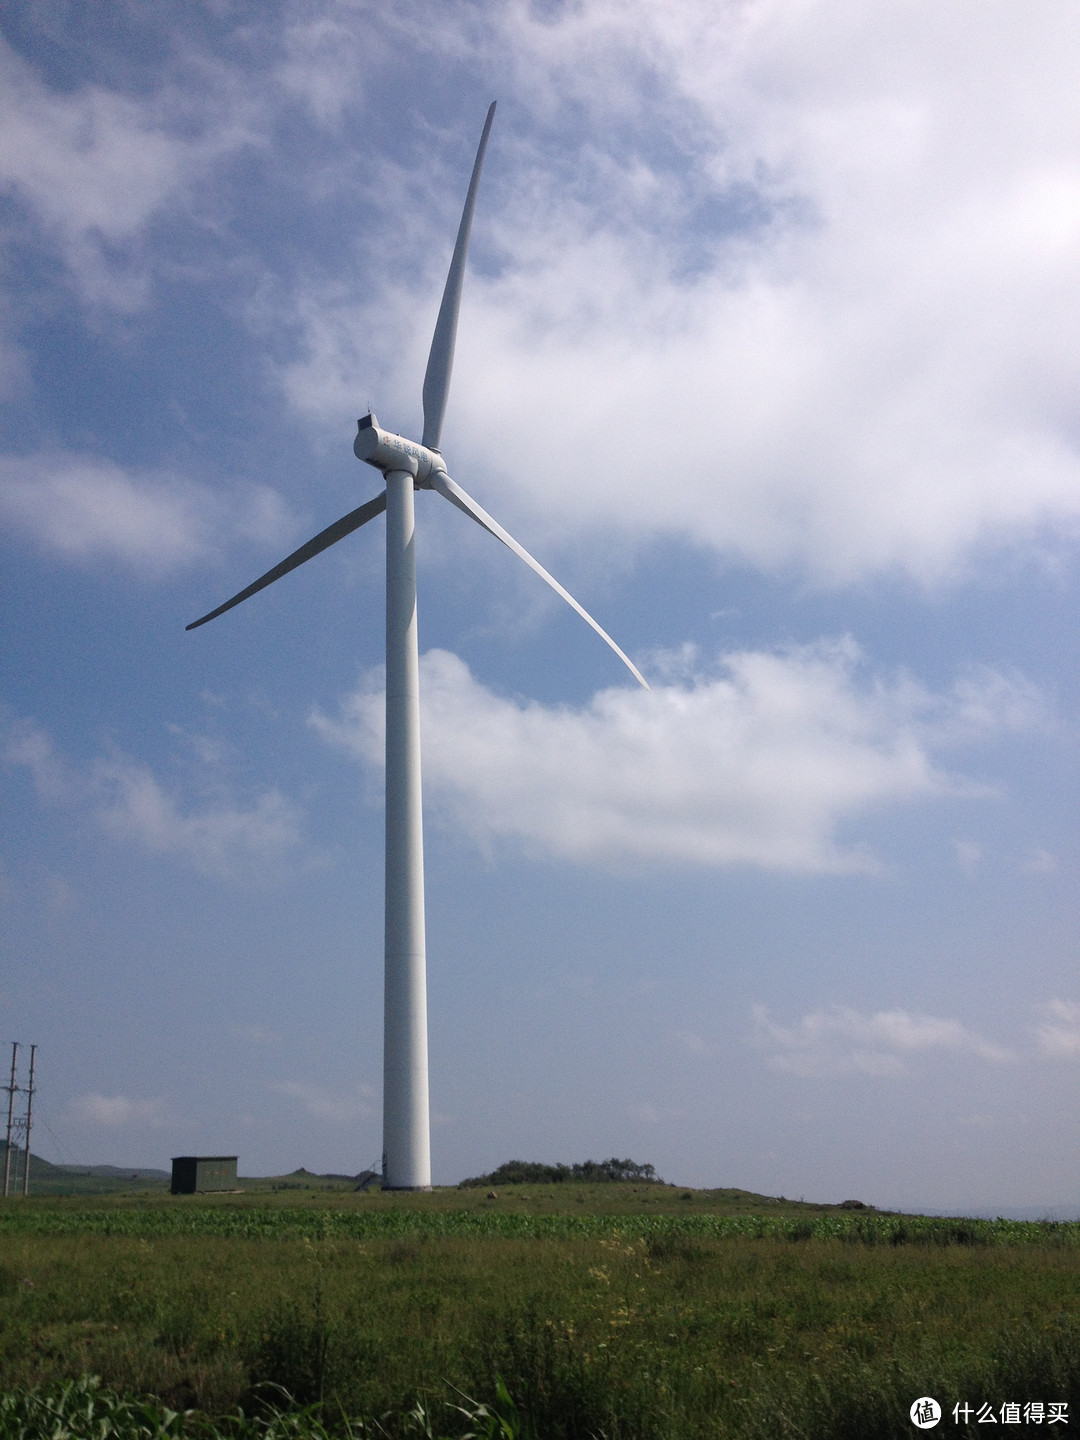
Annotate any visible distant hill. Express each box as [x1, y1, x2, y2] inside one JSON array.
[[0, 1147, 388, 1196], [51, 1163, 170, 1181], [0, 1144, 170, 1195], [241, 1168, 383, 1192]]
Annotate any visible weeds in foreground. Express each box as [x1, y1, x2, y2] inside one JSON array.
[[4, 1319, 1080, 1440], [3, 1208, 1080, 1439], [0, 1375, 205, 1439], [0, 1375, 529, 1440]]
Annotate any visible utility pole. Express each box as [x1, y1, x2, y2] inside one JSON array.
[[21, 1046, 35, 1198], [3, 1043, 17, 1198], [2, 1045, 37, 1198]]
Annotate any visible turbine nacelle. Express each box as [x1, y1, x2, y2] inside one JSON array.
[[354, 413, 444, 487]]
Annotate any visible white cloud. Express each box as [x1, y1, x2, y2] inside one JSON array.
[[231, 1023, 280, 1046], [753, 1004, 1015, 1078], [674, 1029, 710, 1056], [934, 668, 1048, 743], [0, 454, 213, 572], [274, 1081, 375, 1124], [273, 0, 1080, 585], [1, 718, 72, 803], [0, 35, 257, 309], [10, 1, 1074, 585], [69, 1093, 168, 1128], [1022, 848, 1060, 876], [311, 642, 1037, 873], [630, 1103, 683, 1125], [276, 11, 380, 127], [1033, 1000, 1080, 1060], [0, 453, 295, 575], [0, 315, 28, 405], [44, 874, 77, 914], [3, 716, 307, 880], [92, 753, 305, 880]]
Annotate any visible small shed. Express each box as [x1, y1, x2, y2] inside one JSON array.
[[171, 1155, 238, 1195]]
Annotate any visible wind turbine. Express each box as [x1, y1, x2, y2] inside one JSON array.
[[187, 103, 648, 1191]]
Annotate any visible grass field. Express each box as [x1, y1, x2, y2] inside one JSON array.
[[1, 1186, 1078, 1438]]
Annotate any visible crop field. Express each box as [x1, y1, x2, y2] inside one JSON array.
[[1, 1188, 1079, 1438]]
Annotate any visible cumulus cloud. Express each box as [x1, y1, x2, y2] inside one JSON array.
[[69, 1093, 168, 1127], [630, 1103, 683, 1125], [311, 642, 1037, 873], [3, 717, 307, 880], [0, 453, 295, 575], [8, 2, 1078, 584], [1022, 848, 1060, 876], [674, 1029, 710, 1056], [272, 0, 1080, 585], [0, 34, 257, 308], [231, 1023, 279, 1045], [274, 1081, 375, 1124], [753, 1004, 1015, 1077], [1, 717, 72, 803], [92, 753, 305, 879], [1033, 1000, 1080, 1060]]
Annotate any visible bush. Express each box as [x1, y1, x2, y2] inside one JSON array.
[[459, 1158, 661, 1188]]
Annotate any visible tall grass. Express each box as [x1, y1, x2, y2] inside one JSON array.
[[0, 1374, 527, 1440], [2, 1198, 1078, 1437]]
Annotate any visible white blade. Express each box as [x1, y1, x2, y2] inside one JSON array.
[[421, 103, 496, 453], [430, 471, 649, 690], [186, 490, 387, 630]]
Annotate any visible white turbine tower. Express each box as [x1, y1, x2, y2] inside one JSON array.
[[188, 104, 647, 1191]]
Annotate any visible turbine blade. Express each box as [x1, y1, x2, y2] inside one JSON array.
[[421, 101, 496, 452], [186, 491, 387, 630], [430, 471, 649, 690]]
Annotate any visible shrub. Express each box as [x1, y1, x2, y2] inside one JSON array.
[[459, 1159, 662, 1188]]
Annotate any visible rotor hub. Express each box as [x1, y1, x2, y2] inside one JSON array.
[[354, 413, 444, 487]]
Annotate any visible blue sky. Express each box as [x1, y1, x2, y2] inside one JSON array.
[[1, 0, 1078, 1212]]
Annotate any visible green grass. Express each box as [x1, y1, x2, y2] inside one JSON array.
[[0, 1193, 1073, 1245], [1, 1188, 1078, 1438], [0, 1373, 523, 1439]]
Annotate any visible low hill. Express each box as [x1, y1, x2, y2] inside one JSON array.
[[0, 1148, 389, 1197], [239, 1168, 379, 1193], [0, 1145, 170, 1196], [1, 1153, 384, 1197]]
